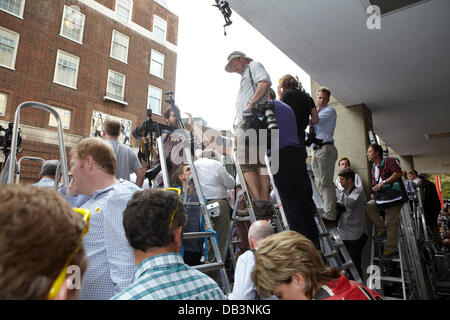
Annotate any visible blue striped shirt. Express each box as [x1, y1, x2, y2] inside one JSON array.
[[112, 253, 225, 300], [62, 179, 141, 300]]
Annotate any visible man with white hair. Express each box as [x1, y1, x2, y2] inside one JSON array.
[[229, 220, 276, 300]]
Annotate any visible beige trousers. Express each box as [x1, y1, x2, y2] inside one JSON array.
[[366, 200, 402, 252], [311, 144, 338, 220]]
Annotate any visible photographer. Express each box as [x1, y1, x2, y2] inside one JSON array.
[[336, 168, 367, 279], [266, 88, 319, 247], [225, 51, 272, 215], [311, 87, 338, 226]]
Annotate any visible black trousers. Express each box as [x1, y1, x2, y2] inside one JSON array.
[[273, 146, 319, 247], [343, 233, 368, 280]]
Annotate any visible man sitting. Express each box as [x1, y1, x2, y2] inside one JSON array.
[[112, 188, 225, 300]]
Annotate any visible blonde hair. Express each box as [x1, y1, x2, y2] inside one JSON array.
[[70, 137, 117, 175], [318, 87, 331, 99], [251, 231, 340, 299]]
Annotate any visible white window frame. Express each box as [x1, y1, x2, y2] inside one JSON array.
[[115, 0, 133, 24], [150, 49, 165, 79], [0, 0, 26, 19], [0, 92, 7, 116], [53, 49, 80, 89], [0, 26, 20, 70], [110, 30, 129, 64], [49, 106, 71, 130], [59, 5, 85, 44], [147, 85, 162, 115], [104, 69, 127, 105], [153, 15, 167, 42]]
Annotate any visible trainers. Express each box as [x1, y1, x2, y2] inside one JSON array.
[[382, 250, 399, 259], [373, 230, 387, 242]]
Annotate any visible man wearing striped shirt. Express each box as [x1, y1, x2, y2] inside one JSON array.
[[112, 188, 225, 300]]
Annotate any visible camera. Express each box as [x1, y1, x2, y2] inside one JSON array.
[[305, 126, 323, 149], [257, 100, 278, 130], [132, 109, 156, 139], [0, 123, 22, 157], [242, 100, 278, 131]]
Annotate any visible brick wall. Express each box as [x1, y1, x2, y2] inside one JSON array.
[[0, 0, 178, 183]]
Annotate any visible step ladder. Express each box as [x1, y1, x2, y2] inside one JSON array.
[[309, 170, 363, 283], [222, 146, 362, 284], [155, 122, 231, 295], [368, 203, 433, 299], [0, 102, 69, 187]]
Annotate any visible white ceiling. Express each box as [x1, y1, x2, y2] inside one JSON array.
[[228, 0, 450, 172]]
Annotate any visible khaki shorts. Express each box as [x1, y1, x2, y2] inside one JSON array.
[[234, 121, 266, 172]]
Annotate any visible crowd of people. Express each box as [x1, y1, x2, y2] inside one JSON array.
[[0, 50, 447, 301]]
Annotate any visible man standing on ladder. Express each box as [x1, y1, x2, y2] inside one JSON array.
[[225, 51, 272, 216], [366, 143, 403, 259], [311, 87, 338, 227]]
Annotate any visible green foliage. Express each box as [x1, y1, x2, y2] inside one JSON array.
[[429, 174, 450, 200]]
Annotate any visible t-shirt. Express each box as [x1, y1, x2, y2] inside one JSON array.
[[272, 100, 300, 151], [106, 139, 142, 182], [281, 88, 313, 139]]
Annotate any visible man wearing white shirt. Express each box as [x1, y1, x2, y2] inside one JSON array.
[[194, 149, 235, 259], [311, 87, 338, 225], [229, 220, 276, 300], [335, 157, 362, 191]]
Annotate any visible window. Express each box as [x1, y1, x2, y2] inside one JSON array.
[[49, 106, 71, 130], [60, 5, 85, 44], [53, 50, 80, 89], [153, 15, 167, 42], [0, 27, 19, 70], [148, 86, 162, 114], [0, 0, 25, 18], [115, 0, 132, 24], [150, 49, 164, 78], [110, 30, 129, 63], [106, 69, 126, 101], [0, 92, 7, 116]]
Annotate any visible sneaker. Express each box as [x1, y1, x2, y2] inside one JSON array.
[[382, 250, 399, 259], [373, 230, 387, 242]]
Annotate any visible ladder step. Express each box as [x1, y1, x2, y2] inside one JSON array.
[[193, 262, 225, 273], [323, 251, 339, 259], [183, 231, 215, 239], [384, 296, 404, 300], [380, 276, 403, 283], [373, 257, 401, 263]]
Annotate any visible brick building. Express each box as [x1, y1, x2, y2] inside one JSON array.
[[0, 0, 178, 183]]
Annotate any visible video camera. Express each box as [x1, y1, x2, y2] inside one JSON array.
[[0, 123, 22, 158], [305, 126, 323, 149]]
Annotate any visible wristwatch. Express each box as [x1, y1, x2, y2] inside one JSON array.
[[248, 100, 257, 107]]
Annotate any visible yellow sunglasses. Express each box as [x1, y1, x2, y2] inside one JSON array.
[[161, 188, 182, 230], [47, 208, 91, 300]]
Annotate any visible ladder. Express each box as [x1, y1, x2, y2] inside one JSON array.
[[223, 147, 362, 284], [0, 102, 69, 187], [308, 170, 363, 283], [368, 203, 433, 299], [156, 127, 231, 295]]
